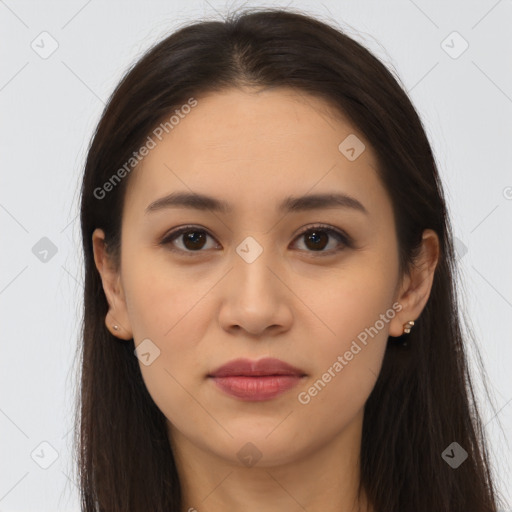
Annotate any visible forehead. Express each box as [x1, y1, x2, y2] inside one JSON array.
[[124, 87, 387, 218]]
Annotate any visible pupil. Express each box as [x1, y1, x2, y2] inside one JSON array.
[[184, 231, 205, 250], [307, 230, 327, 250]]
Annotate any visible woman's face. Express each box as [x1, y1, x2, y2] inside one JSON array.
[[96, 87, 410, 467]]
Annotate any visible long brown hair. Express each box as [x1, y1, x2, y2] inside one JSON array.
[[75, 7, 503, 511]]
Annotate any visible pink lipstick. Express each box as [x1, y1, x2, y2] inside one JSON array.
[[208, 357, 306, 401]]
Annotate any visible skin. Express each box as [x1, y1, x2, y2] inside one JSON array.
[[92, 87, 439, 512]]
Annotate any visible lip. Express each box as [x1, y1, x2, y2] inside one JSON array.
[[209, 357, 306, 378], [208, 357, 307, 401]]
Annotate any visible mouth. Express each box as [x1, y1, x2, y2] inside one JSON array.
[[208, 357, 307, 401]]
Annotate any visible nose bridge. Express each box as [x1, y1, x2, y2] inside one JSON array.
[[217, 232, 292, 335], [232, 232, 279, 299]]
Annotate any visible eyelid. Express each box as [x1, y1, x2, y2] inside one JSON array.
[[160, 223, 353, 256]]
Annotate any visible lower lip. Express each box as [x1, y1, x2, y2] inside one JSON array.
[[209, 375, 303, 401]]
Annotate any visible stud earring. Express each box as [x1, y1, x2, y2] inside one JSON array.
[[403, 320, 415, 334], [113, 324, 120, 331]]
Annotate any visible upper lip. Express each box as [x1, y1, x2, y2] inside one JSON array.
[[208, 357, 306, 377]]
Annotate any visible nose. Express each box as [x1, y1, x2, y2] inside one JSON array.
[[217, 245, 294, 337]]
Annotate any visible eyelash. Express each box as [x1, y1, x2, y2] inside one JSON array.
[[159, 223, 353, 258]]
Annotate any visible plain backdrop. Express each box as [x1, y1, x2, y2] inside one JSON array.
[[1, 0, 511, 510]]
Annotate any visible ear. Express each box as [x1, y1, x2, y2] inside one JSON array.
[[389, 229, 440, 337], [92, 228, 133, 340]]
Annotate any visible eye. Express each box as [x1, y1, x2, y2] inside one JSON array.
[[160, 224, 352, 256], [291, 224, 352, 255], [160, 225, 219, 255]]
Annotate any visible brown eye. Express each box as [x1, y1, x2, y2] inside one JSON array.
[[292, 225, 352, 255], [161, 227, 219, 255], [161, 224, 352, 257], [181, 230, 208, 250], [303, 229, 329, 251]]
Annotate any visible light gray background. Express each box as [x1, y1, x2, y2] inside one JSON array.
[[1, 0, 511, 510]]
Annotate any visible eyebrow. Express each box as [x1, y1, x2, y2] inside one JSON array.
[[145, 191, 368, 215]]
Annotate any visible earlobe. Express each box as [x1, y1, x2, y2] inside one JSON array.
[[92, 228, 133, 340], [389, 229, 440, 337], [105, 311, 133, 340]]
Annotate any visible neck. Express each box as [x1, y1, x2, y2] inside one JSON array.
[[168, 409, 373, 512]]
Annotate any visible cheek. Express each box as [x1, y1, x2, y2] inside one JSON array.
[[293, 255, 398, 410], [122, 250, 213, 340], [300, 254, 398, 349], [121, 254, 217, 424]]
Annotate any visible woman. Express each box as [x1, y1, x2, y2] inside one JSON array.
[[76, 7, 502, 511]]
